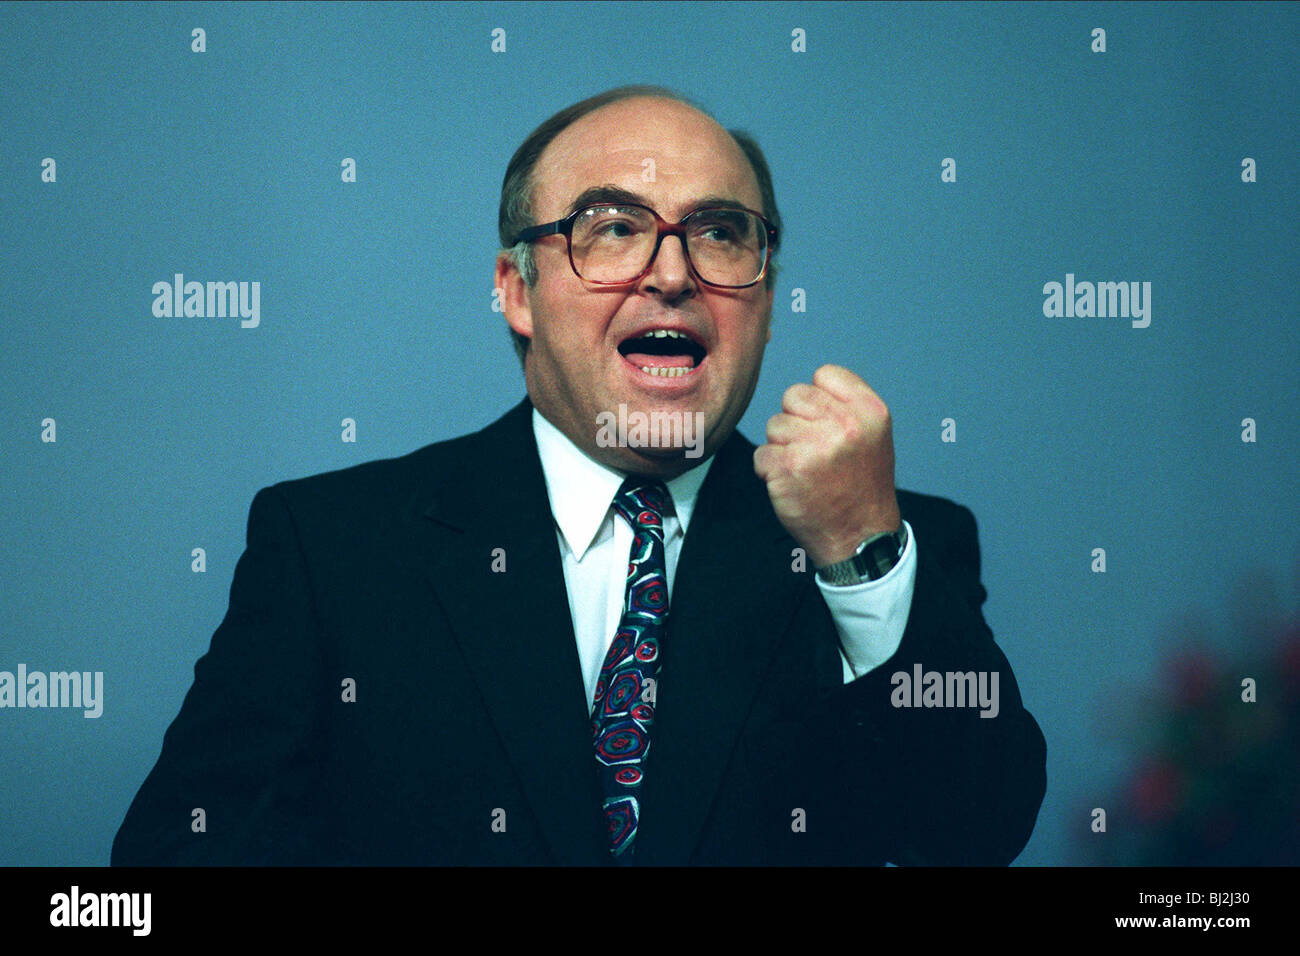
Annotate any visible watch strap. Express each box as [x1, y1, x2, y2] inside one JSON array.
[[816, 523, 908, 586]]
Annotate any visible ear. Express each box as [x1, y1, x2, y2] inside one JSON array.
[[764, 283, 774, 343], [495, 252, 534, 340]]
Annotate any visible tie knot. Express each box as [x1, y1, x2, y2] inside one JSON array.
[[612, 477, 671, 528]]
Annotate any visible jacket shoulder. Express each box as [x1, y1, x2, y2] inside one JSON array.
[[253, 401, 531, 521]]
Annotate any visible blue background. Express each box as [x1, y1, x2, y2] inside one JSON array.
[[1, 0, 1296, 866]]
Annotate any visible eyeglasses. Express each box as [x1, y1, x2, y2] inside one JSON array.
[[510, 202, 779, 289]]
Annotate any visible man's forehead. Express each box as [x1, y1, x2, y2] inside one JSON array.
[[531, 100, 761, 220]]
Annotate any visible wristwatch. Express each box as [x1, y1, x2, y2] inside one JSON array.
[[815, 523, 908, 586]]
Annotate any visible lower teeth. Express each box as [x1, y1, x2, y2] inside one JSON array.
[[639, 366, 693, 377]]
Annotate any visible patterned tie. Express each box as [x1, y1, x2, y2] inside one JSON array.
[[591, 476, 671, 861]]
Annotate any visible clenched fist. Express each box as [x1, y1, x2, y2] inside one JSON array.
[[752, 364, 901, 569]]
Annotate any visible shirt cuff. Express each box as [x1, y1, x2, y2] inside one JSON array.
[[814, 519, 917, 682]]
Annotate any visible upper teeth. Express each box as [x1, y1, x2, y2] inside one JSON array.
[[648, 329, 689, 339]]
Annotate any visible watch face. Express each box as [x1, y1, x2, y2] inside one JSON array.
[[858, 532, 903, 580], [818, 528, 904, 584]]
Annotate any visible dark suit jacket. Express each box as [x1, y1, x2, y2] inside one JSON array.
[[112, 397, 1046, 866]]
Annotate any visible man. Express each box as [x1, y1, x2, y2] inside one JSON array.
[[113, 85, 1046, 866]]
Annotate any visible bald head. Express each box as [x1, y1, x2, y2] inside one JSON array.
[[529, 96, 763, 232]]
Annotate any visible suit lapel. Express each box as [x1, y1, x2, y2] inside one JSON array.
[[417, 398, 608, 865], [414, 401, 810, 865], [634, 429, 811, 865]]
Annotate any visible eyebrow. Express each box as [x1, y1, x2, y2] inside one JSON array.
[[563, 185, 753, 219]]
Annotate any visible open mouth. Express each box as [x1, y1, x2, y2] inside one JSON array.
[[617, 329, 708, 378]]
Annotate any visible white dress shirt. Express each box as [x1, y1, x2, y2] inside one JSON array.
[[531, 408, 917, 708]]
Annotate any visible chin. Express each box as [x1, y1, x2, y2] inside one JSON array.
[[587, 388, 726, 470], [617, 450, 708, 479]]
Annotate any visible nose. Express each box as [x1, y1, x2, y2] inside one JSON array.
[[639, 233, 696, 299]]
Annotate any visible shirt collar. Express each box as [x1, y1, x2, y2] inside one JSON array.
[[532, 407, 715, 561]]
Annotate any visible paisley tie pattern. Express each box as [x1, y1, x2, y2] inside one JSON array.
[[592, 477, 670, 861]]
